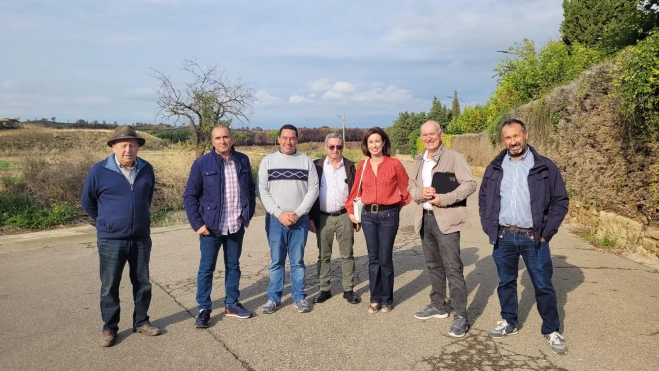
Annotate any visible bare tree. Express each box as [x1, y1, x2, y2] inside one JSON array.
[[152, 58, 256, 156]]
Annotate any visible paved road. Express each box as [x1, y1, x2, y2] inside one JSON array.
[[1, 178, 659, 371]]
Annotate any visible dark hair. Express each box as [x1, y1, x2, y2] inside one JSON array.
[[500, 119, 527, 133], [278, 124, 298, 138], [360, 127, 391, 157]]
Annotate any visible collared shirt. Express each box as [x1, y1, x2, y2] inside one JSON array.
[[499, 149, 534, 228], [421, 150, 437, 210], [219, 156, 242, 235], [114, 155, 137, 185], [320, 158, 349, 213]]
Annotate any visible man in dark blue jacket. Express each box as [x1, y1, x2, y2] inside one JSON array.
[[183, 124, 256, 328], [82, 126, 160, 347], [478, 119, 569, 355]]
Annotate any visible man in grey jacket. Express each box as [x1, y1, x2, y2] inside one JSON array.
[[258, 124, 319, 314], [408, 120, 477, 338]]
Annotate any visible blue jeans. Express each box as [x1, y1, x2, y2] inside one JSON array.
[[196, 226, 245, 311], [98, 237, 152, 331], [265, 214, 309, 303], [492, 230, 560, 335], [361, 208, 399, 305]]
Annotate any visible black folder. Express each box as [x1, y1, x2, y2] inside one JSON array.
[[431, 172, 467, 207]]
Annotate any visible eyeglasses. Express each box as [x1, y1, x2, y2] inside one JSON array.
[[328, 145, 343, 151]]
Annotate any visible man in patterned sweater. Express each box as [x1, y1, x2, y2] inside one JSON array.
[[258, 124, 319, 313]]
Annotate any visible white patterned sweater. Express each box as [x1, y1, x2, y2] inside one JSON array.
[[257, 151, 319, 218]]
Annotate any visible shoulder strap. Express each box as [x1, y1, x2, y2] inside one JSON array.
[[357, 158, 368, 197]]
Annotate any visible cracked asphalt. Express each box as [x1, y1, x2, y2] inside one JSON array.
[[1, 177, 659, 371]]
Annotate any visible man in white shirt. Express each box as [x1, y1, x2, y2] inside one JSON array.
[[408, 121, 477, 337], [309, 133, 361, 304]]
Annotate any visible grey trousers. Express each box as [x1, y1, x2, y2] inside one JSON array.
[[421, 213, 468, 318], [315, 212, 355, 292]]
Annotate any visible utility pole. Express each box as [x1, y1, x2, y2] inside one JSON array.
[[339, 112, 345, 140]]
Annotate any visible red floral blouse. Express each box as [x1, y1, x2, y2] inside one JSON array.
[[345, 156, 412, 214]]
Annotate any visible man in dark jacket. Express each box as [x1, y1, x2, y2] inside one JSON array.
[[478, 119, 569, 355], [308, 133, 361, 305], [183, 124, 256, 328], [82, 125, 160, 347]]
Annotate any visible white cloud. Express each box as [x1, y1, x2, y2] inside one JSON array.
[[308, 78, 332, 92], [289, 95, 314, 104], [321, 81, 356, 100], [351, 85, 413, 103], [255, 90, 281, 106], [331, 81, 355, 93]]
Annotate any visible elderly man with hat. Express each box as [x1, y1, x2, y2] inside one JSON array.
[[82, 125, 160, 347]]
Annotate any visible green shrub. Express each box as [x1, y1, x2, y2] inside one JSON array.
[[456, 104, 489, 133], [611, 32, 659, 138], [415, 134, 453, 155], [0, 193, 32, 224], [408, 129, 421, 156], [4, 202, 74, 229]]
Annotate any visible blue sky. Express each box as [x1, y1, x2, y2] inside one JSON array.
[[0, 0, 564, 129]]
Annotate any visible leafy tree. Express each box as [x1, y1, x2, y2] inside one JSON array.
[[152, 58, 256, 156], [268, 130, 278, 144], [451, 91, 461, 120], [561, 0, 659, 54], [408, 128, 421, 156], [387, 111, 426, 155], [456, 104, 489, 133], [427, 96, 452, 128], [51, 116, 56, 122]]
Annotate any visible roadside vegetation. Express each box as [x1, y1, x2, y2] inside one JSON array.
[[0, 125, 363, 234], [386, 0, 659, 154]]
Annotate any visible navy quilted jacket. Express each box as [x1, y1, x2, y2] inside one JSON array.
[[478, 145, 569, 244]]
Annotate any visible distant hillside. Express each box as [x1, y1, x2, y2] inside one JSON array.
[[0, 126, 170, 155]]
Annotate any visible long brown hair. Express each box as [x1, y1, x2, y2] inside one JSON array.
[[360, 127, 391, 157]]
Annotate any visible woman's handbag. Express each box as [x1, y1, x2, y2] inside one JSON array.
[[352, 159, 368, 222]]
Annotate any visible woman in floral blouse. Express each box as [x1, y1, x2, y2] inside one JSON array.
[[346, 127, 412, 313]]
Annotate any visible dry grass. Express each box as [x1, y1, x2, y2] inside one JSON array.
[[139, 150, 196, 212], [1, 127, 368, 231], [0, 126, 169, 156]]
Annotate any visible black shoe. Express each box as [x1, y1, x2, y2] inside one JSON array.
[[195, 309, 211, 328], [313, 290, 332, 303], [343, 290, 361, 304]]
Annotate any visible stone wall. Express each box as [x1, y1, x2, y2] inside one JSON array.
[[468, 163, 659, 260], [570, 202, 659, 260], [450, 62, 659, 260]]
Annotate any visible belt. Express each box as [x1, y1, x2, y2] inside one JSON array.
[[320, 208, 347, 216], [363, 204, 397, 213], [499, 225, 533, 233], [423, 209, 434, 215]]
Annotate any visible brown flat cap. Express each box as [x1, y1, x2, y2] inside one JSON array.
[[107, 125, 146, 147]]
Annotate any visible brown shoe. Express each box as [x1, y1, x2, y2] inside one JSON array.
[[100, 330, 116, 347], [133, 323, 161, 336]]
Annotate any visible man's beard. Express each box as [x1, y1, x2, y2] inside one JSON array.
[[507, 143, 528, 158]]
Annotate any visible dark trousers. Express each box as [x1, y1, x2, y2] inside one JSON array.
[[493, 230, 560, 335], [196, 226, 245, 311], [98, 237, 152, 331], [420, 213, 468, 317], [361, 208, 399, 306]]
